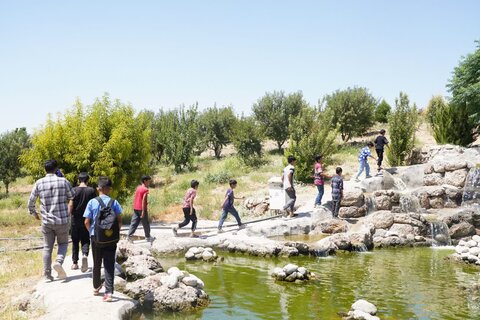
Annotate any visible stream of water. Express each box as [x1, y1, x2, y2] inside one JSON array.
[[143, 247, 480, 319]]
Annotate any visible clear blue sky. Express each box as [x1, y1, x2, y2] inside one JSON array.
[[0, 1, 479, 132]]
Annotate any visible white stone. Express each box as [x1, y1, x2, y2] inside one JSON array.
[[467, 240, 478, 248], [351, 299, 377, 315], [468, 255, 479, 263], [297, 267, 308, 276], [472, 235, 480, 243], [283, 264, 299, 275], [165, 274, 179, 289], [455, 246, 468, 254], [167, 267, 181, 275], [461, 252, 470, 260], [185, 251, 195, 260], [469, 247, 480, 256], [351, 310, 380, 320], [458, 240, 468, 246], [182, 276, 198, 287], [202, 251, 214, 261]]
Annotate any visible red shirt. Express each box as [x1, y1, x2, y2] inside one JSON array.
[[133, 185, 149, 211]]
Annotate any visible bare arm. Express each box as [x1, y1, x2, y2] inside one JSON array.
[[117, 214, 122, 230], [141, 192, 148, 218], [84, 218, 91, 232], [68, 200, 74, 215], [27, 184, 40, 220]]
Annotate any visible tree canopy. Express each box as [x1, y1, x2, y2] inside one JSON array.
[[198, 106, 237, 159], [0, 128, 30, 194]]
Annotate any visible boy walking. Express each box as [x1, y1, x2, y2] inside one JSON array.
[[354, 142, 377, 182], [68, 172, 96, 272], [217, 179, 244, 233], [282, 155, 297, 218], [173, 180, 199, 237], [331, 167, 344, 218], [127, 175, 155, 243], [84, 177, 122, 302], [374, 129, 389, 171]]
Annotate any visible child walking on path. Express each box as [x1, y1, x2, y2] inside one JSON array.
[[374, 129, 389, 171], [282, 155, 297, 218], [331, 167, 344, 218], [69, 172, 96, 272], [314, 154, 326, 207], [173, 180, 199, 237], [217, 179, 244, 233], [355, 142, 377, 182], [83, 177, 122, 302], [127, 175, 155, 243]]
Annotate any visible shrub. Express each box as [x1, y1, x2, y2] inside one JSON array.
[[375, 99, 391, 123], [323, 87, 377, 142], [0, 128, 30, 194], [205, 171, 232, 184], [232, 117, 264, 167], [198, 106, 237, 159], [386, 92, 419, 166], [285, 107, 338, 182]]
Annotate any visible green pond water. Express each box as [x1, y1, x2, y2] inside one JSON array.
[[144, 247, 480, 320]]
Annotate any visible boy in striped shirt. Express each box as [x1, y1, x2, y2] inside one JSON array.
[[354, 142, 377, 182]]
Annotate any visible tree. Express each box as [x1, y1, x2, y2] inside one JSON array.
[[285, 107, 338, 182], [232, 117, 263, 167], [426, 95, 475, 146], [447, 40, 480, 126], [0, 128, 30, 194], [152, 104, 200, 172], [386, 92, 419, 166], [252, 91, 305, 151], [375, 99, 391, 123], [20, 95, 151, 199], [323, 87, 377, 142], [198, 106, 237, 158]]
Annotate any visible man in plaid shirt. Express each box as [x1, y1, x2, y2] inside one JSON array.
[[28, 159, 74, 281]]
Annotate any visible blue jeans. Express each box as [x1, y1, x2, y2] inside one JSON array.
[[356, 160, 370, 179], [218, 207, 242, 229], [315, 184, 324, 206]]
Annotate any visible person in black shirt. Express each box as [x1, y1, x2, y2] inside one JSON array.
[[374, 129, 389, 171], [68, 172, 96, 272]]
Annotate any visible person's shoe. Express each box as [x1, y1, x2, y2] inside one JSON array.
[[52, 262, 67, 280], [190, 232, 199, 238], [217, 228, 224, 234], [238, 224, 246, 230], [103, 293, 113, 302], [71, 263, 79, 270], [81, 256, 88, 273], [172, 227, 178, 237], [93, 285, 103, 296], [366, 175, 373, 178], [127, 237, 134, 244], [44, 274, 54, 282], [354, 178, 360, 182], [146, 236, 156, 242]]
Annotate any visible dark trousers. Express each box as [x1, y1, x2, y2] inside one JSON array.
[[128, 209, 151, 238], [332, 200, 341, 218], [178, 207, 197, 231], [71, 221, 90, 263], [283, 188, 296, 213], [91, 239, 116, 294], [376, 149, 384, 167]]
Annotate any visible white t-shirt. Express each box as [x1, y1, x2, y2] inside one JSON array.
[[282, 164, 295, 190]]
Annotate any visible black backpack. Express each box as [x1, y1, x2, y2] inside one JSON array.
[[93, 197, 120, 247]]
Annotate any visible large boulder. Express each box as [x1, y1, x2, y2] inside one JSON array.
[[449, 222, 476, 239], [366, 211, 394, 229], [153, 284, 209, 312], [387, 224, 415, 238], [341, 189, 365, 207], [316, 219, 348, 234], [122, 255, 163, 280], [374, 195, 392, 210], [444, 169, 468, 188], [117, 240, 152, 261], [339, 206, 367, 219], [424, 173, 444, 186]]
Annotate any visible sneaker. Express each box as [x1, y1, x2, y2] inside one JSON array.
[[190, 232, 199, 238], [172, 227, 178, 237], [217, 228, 224, 234], [127, 237, 134, 244], [103, 293, 113, 302], [93, 285, 103, 296], [366, 175, 372, 178], [81, 256, 88, 273], [238, 224, 246, 230], [354, 178, 360, 182], [53, 262, 66, 280], [44, 274, 54, 282], [146, 236, 156, 242], [71, 263, 79, 270]]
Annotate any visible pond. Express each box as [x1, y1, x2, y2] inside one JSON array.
[[142, 247, 480, 319]]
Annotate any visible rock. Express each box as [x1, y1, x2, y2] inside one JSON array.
[[432, 161, 446, 173], [165, 274, 179, 289], [297, 267, 307, 276], [122, 255, 163, 280], [414, 236, 426, 242], [467, 240, 478, 248], [444, 169, 468, 188], [449, 222, 476, 239], [254, 202, 269, 215], [317, 218, 348, 234], [366, 211, 394, 229], [424, 173, 444, 186], [351, 299, 377, 315], [11, 294, 31, 311], [341, 189, 365, 207], [124, 273, 164, 301], [468, 255, 479, 263], [285, 273, 297, 282], [417, 192, 430, 209], [153, 284, 209, 312], [429, 197, 445, 209], [456, 245, 469, 254], [374, 228, 387, 237], [348, 310, 381, 320], [182, 276, 199, 287], [350, 230, 373, 250], [339, 206, 367, 219], [459, 239, 468, 246], [469, 247, 480, 256], [185, 251, 195, 260], [388, 224, 415, 238], [202, 250, 214, 261], [330, 233, 352, 250], [444, 160, 468, 171], [381, 236, 402, 247], [283, 263, 299, 275], [115, 276, 127, 292], [374, 195, 392, 210], [279, 246, 299, 257], [393, 213, 424, 227], [473, 235, 480, 243], [424, 164, 434, 174], [311, 237, 338, 256], [117, 240, 152, 261], [275, 271, 287, 280]]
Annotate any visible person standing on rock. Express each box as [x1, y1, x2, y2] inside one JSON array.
[[217, 179, 245, 233], [313, 154, 326, 208], [331, 167, 344, 218], [282, 155, 297, 218], [127, 175, 155, 243], [68, 172, 96, 272], [354, 142, 377, 182], [28, 159, 74, 281], [84, 176, 123, 302], [173, 180, 199, 237], [374, 129, 389, 172]]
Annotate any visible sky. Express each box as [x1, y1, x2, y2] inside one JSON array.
[[0, 1, 479, 133]]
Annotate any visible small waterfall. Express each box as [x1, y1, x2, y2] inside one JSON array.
[[462, 168, 480, 207], [393, 177, 407, 191], [430, 221, 452, 246], [365, 195, 376, 215], [352, 243, 368, 252], [399, 194, 420, 213]]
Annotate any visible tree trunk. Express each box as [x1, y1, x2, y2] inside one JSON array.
[[214, 144, 222, 159], [5, 183, 9, 195], [276, 140, 284, 151]]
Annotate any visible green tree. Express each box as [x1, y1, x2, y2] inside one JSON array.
[[426, 95, 475, 146], [386, 92, 419, 166], [253, 91, 305, 151], [375, 99, 391, 123], [198, 106, 237, 159], [447, 40, 480, 126], [153, 104, 200, 172], [232, 117, 263, 167], [0, 128, 30, 194], [285, 107, 338, 182], [323, 87, 377, 142], [20, 95, 151, 199]]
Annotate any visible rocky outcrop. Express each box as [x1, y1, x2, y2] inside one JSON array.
[[121, 254, 164, 280], [244, 196, 269, 215], [117, 240, 153, 261], [339, 190, 367, 218], [314, 218, 349, 234], [185, 247, 218, 262], [371, 213, 430, 248], [452, 236, 480, 265], [344, 299, 380, 320], [271, 264, 314, 282], [310, 224, 374, 255]]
